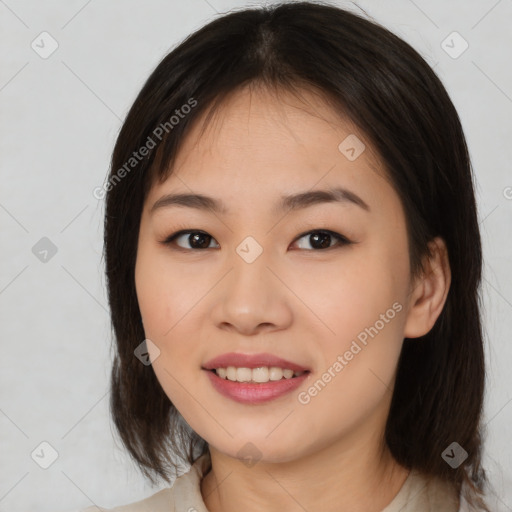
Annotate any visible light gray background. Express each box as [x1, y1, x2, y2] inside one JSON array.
[[0, 0, 511, 511]]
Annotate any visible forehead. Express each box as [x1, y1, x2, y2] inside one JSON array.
[[146, 85, 392, 214], [174, 85, 370, 170]]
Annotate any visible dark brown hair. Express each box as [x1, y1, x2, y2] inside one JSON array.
[[104, 1, 489, 509]]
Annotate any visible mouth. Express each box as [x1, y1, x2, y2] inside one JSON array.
[[201, 352, 312, 404], [202, 366, 311, 404]]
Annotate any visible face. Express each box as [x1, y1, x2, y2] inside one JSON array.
[[135, 85, 415, 463]]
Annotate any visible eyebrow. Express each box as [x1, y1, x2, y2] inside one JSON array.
[[150, 186, 370, 215]]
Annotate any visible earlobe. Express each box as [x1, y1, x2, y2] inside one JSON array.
[[403, 237, 451, 339]]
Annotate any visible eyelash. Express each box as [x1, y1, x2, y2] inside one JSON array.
[[159, 226, 354, 252]]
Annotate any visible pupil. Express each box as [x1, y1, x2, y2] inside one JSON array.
[[311, 232, 331, 249], [190, 232, 210, 249]]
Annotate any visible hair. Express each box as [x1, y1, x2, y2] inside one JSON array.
[[104, 1, 489, 509]]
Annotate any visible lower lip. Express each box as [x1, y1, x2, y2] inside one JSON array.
[[204, 369, 310, 404]]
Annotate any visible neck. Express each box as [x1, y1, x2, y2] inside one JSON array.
[[200, 424, 410, 512]]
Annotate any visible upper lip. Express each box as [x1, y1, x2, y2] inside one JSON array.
[[202, 352, 310, 372]]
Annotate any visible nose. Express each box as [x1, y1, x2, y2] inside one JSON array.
[[209, 247, 293, 336]]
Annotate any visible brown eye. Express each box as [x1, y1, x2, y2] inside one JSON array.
[[163, 230, 219, 250], [291, 230, 351, 250]]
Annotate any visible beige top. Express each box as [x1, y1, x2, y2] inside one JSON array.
[[81, 452, 464, 512]]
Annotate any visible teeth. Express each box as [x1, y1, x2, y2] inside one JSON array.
[[214, 366, 306, 383]]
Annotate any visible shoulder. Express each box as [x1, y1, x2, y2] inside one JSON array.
[[75, 452, 211, 512], [382, 469, 461, 512], [77, 488, 172, 512]]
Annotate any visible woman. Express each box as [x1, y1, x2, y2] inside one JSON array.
[[83, 2, 490, 510]]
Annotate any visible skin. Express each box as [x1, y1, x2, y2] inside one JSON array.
[[134, 84, 451, 512]]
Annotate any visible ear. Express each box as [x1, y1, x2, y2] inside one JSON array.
[[403, 237, 451, 339]]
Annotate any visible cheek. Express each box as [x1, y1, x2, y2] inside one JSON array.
[[135, 248, 204, 410], [135, 246, 163, 334], [298, 263, 407, 437], [135, 243, 193, 337], [300, 233, 409, 394], [135, 244, 208, 384], [304, 249, 407, 343]]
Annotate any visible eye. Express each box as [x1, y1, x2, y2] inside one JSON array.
[[162, 230, 220, 250], [291, 229, 352, 250], [160, 229, 352, 251]]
